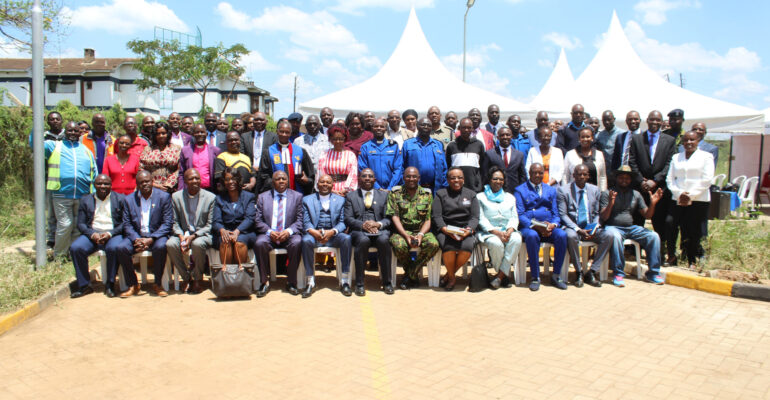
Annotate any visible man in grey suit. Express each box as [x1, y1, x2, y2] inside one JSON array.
[[557, 164, 612, 287], [166, 169, 216, 294], [344, 168, 394, 296], [240, 111, 277, 192]]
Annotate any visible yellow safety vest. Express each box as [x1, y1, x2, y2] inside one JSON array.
[[46, 141, 64, 191]]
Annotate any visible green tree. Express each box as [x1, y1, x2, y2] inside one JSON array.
[[0, 0, 67, 50], [126, 39, 248, 115]]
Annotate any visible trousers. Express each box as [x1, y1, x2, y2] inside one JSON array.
[[166, 235, 212, 281], [351, 231, 392, 286], [301, 233, 352, 279], [52, 197, 80, 257], [565, 228, 613, 273], [477, 232, 522, 275], [520, 227, 567, 280], [604, 225, 661, 277], [254, 234, 302, 285], [390, 231, 439, 281], [115, 236, 168, 286], [69, 234, 124, 288]]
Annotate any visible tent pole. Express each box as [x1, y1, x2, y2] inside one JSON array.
[[728, 136, 733, 181]]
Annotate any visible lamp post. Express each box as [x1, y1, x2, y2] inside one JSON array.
[[463, 0, 475, 82]]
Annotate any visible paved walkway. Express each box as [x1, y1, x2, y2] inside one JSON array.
[[1, 272, 768, 399]]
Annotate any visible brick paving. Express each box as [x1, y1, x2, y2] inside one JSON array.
[[0, 270, 768, 399]]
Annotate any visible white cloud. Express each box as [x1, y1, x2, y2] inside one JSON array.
[[713, 75, 767, 101], [312, 59, 373, 88], [239, 50, 279, 73], [633, 0, 700, 25], [61, 0, 187, 35], [0, 38, 27, 57], [537, 59, 553, 69], [441, 44, 510, 96], [330, 0, 435, 14], [542, 32, 582, 50], [272, 73, 322, 113]]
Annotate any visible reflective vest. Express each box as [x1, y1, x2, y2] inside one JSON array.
[[46, 141, 64, 191]]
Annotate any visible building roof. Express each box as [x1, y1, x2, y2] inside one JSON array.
[[0, 57, 136, 75]]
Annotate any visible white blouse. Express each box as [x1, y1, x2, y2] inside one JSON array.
[[562, 149, 608, 191], [666, 149, 714, 203], [525, 146, 564, 184]]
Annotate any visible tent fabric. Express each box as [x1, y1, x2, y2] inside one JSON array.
[[531, 48, 576, 116], [299, 8, 535, 120]]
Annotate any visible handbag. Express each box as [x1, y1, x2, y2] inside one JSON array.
[[211, 242, 255, 298], [467, 243, 490, 292]]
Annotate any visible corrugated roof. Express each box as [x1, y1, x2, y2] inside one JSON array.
[[0, 57, 136, 74]]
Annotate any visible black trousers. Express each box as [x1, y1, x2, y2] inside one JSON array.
[[351, 231, 392, 286], [645, 190, 673, 263], [671, 201, 709, 264]]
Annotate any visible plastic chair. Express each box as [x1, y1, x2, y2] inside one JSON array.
[[711, 173, 726, 188], [760, 172, 770, 205], [390, 247, 441, 287], [732, 175, 747, 190], [352, 246, 380, 285], [516, 242, 569, 284], [622, 239, 643, 280], [99, 250, 177, 292], [578, 241, 607, 282], [737, 176, 759, 216]]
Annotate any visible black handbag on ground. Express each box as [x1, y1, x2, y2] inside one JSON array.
[[468, 244, 489, 292], [211, 244, 255, 298]]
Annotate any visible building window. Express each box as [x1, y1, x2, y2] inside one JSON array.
[[114, 82, 120, 92], [86, 81, 93, 90], [221, 93, 237, 101], [48, 80, 76, 93]]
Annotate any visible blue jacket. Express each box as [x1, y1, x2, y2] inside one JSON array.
[[514, 181, 560, 229], [358, 139, 403, 190], [401, 136, 448, 189], [212, 190, 256, 234], [44, 139, 97, 199], [302, 193, 346, 234], [122, 190, 173, 242], [510, 134, 531, 157]]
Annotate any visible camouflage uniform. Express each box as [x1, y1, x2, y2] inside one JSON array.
[[386, 186, 440, 281]]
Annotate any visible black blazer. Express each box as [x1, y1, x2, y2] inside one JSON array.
[[212, 190, 256, 234], [610, 131, 629, 171], [343, 189, 391, 232], [628, 131, 676, 189], [482, 145, 527, 194], [76, 192, 125, 238], [240, 130, 277, 166]]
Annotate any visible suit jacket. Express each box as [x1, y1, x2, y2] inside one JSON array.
[[254, 189, 304, 235], [343, 189, 391, 232], [171, 188, 216, 237], [212, 130, 228, 151], [241, 130, 277, 166], [302, 193, 346, 234], [212, 190, 255, 234], [482, 145, 527, 194], [514, 181, 560, 230], [171, 131, 193, 148], [76, 192, 125, 238], [557, 182, 601, 231], [123, 189, 173, 242], [178, 143, 222, 190], [610, 131, 629, 171], [628, 131, 676, 189]]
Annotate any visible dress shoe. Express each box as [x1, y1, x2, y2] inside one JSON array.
[[439, 275, 448, 288], [256, 282, 270, 298], [489, 276, 501, 290], [584, 270, 602, 287], [398, 277, 410, 290], [355, 285, 365, 296], [529, 279, 541, 291], [286, 283, 299, 296], [383, 283, 394, 295], [178, 280, 189, 294], [341, 283, 352, 297], [151, 284, 168, 297], [550, 276, 568, 290], [104, 284, 116, 298], [302, 284, 315, 298], [665, 255, 678, 267], [500, 275, 512, 288], [188, 280, 204, 294], [574, 274, 584, 288], [70, 285, 94, 299], [120, 284, 140, 298]]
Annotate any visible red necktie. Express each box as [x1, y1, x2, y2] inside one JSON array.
[[503, 148, 509, 167]]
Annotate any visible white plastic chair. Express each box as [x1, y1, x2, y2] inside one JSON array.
[[711, 173, 726, 188], [265, 246, 348, 289], [732, 175, 747, 190], [577, 241, 607, 282], [98, 250, 177, 292], [390, 247, 441, 287], [516, 242, 570, 284], [737, 176, 759, 216], [622, 239, 643, 280]]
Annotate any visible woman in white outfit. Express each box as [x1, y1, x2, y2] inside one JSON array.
[[563, 127, 607, 191], [525, 127, 564, 186]]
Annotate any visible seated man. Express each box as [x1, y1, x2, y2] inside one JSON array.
[[166, 169, 216, 294], [600, 165, 664, 287], [344, 168, 393, 296], [117, 170, 173, 298], [69, 174, 125, 298], [557, 164, 612, 288], [301, 174, 352, 298], [515, 163, 568, 291], [254, 171, 304, 297], [386, 166, 440, 290]]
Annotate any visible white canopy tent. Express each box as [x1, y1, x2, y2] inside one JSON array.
[[299, 8, 535, 120], [764, 107, 770, 134], [530, 48, 576, 117]]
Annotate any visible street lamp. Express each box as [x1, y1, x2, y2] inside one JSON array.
[[463, 0, 475, 82]]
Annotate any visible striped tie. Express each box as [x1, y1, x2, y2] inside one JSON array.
[[276, 193, 284, 231]]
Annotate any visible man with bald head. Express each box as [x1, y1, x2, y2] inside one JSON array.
[[166, 168, 216, 294], [140, 115, 155, 144], [428, 106, 454, 146], [203, 112, 227, 150], [402, 117, 448, 190], [358, 117, 403, 190], [294, 114, 330, 174], [113, 116, 149, 158], [363, 111, 376, 132], [555, 104, 586, 152], [610, 111, 642, 172], [320, 107, 334, 135], [527, 111, 557, 149], [386, 109, 414, 149], [484, 104, 505, 136], [455, 108, 495, 151], [80, 113, 114, 173], [682, 122, 718, 167], [167, 112, 193, 149], [444, 111, 458, 131], [596, 110, 624, 169]]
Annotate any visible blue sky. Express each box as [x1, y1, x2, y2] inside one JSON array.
[[4, 0, 769, 117]]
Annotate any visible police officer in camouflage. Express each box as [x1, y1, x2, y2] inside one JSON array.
[[386, 166, 440, 290]]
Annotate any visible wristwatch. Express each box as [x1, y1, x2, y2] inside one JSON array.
[[415, 232, 424, 237]]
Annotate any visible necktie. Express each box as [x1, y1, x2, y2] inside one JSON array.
[[364, 191, 373, 208], [536, 185, 541, 197], [491, 125, 496, 134], [648, 133, 656, 161], [503, 148, 509, 167], [276, 193, 284, 231], [622, 136, 631, 165], [577, 189, 588, 228]]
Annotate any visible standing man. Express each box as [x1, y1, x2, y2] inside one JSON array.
[[320, 107, 334, 135], [629, 110, 677, 266], [402, 118, 448, 190], [556, 104, 585, 152], [444, 111, 458, 131], [69, 174, 125, 298], [687, 122, 718, 166], [344, 168, 394, 295], [114, 116, 149, 158], [80, 113, 113, 173], [259, 120, 314, 194], [178, 124, 221, 192], [180, 116, 194, 136], [287, 112, 304, 142], [241, 111, 278, 191], [596, 110, 624, 171], [42, 111, 63, 248], [166, 169, 216, 294], [363, 111, 376, 132], [610, 111, 642, 171], [117, 170, 173, 298], [168, 112, 192, 148], [457, 108, 495, 150], [204, 112, 227, 150], [358, 118, 403, 190], [46, 122, 98, 257], [386, 167, 440, 290], [482, 126, 527, 194], [386, 109, 414, 149], [506, 114, 531, 156], [557, 165, 612, 287], [294, 114, 330, 175], [140, 116, 155, 145], [446, 118, 486, 192], [484, 104, 505, 136], [515, 163, 568, 291], [527, 111, 557, 148], [428, 106, 454, 146], [663, 109, 685, 145]]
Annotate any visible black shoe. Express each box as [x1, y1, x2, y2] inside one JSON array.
[[302, 284, 315, 298], [256, 283, 270, 298], [70, 285, 94, 299], [104, 285, 116, 298], [399, 277, 410, 290], [410, 277, 420, 288], [584, 270, 602, 287], [500, 275, 512, 288], [439, 275, 448, 288], [341, 283, 352, 297], [286, 283, 299, 296], [551, 276, 568, 290], [355, 285, 365, 296], [574, 273, 584, 288], [383, 283, 394, 295]]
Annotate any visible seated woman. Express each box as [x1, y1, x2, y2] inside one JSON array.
[[476, 166, 522, 289], [139, 121, 181, 193], [432, 167, 480, 291], [563, 127, 607, 191], [214, 131, 257, 193], [212, 167, 257, 264], [525, 127, 564, 186], [102, 133, 140, 195]]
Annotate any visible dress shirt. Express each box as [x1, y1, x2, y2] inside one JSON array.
[[92, 194, 113, 233], [500, 145, 511, 166], [666, 149, 715, 203], [192, 144, 211, 188], [362, 189, 374, 206], [647, 130, 660, 163], [170, 132, 185, 148], [140, 194, 152, 236], [268, 190, 292, 235], [319, 194, 331, 211], [252, 130, 265, 167], [206, 131, 218, 147], [185, 192, 199, 229]]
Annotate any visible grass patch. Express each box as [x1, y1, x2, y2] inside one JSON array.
[[0, 254, 74, 314], [713, 140, 730, 178], [703, 220, 770, 279], [0, 177, 34, 247]]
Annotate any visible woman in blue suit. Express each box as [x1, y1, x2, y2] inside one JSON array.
[[212, 167, 256, 263]]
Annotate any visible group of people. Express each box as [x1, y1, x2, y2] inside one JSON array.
[[35, 102, 715, 298]]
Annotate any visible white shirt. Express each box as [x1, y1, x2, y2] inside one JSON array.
[[170, 132, 185, 148], [140, 193, 152, 236], [279, 143, 291, 164], [252, 130, 265, 167], [666, 149, 715, 203], [92, 194, 113, 233], [499, 145, 512, 165], [268, 190, 292, 235], [319, 194, 331, 211]]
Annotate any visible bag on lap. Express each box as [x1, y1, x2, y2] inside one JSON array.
[[211, 242, 255, 298]]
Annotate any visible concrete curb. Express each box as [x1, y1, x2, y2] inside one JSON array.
[[0, 279, 75, 337], [663, 270, 770, 302]]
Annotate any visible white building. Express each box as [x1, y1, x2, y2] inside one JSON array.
[[171, 77, 277, 118]]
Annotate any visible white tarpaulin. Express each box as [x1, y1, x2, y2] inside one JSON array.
[[531, 48, 576, 118], [299, 8, 535, 120]]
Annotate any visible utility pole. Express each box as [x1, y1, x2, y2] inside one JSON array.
[[32, 0, 46, 269], [664, 73, 670, 83], [293, 74, 298, 112], [463, 0, 475, 82], [679, 73, 685, 88]]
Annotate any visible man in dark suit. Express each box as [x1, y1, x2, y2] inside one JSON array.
[[117, 170, 174, 298], [344, 168, 393, 296], [69, 174, 126, 298], [555, 104, 586, 152], [557, 165, 612, 288], [610, 111, 642, 171], [178, 124, 221, 192], [203, 112, 228, 151], [628, 110, 677, 265], [482, 126, 527, 194], [241, 111, 277, 191], [254, 171, 304, 297]]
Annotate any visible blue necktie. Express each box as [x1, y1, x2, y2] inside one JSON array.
[[577, 189, 588, 228], [648, 132, 656, 161]]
